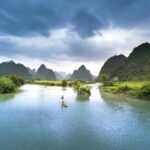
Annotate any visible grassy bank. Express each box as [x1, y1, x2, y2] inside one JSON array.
[[101, 81, 150, 100], [28, 80, 75, 86], [0, 75, 24, 94], [28, 80, 90, 87]]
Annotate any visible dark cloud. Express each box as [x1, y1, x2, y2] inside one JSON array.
[[0, 0, 149, 37], [0, 33, 117, 62], [0, 0, 61, 36], [101, 0, 150, 28], [0, 0, 150, 66], [71, 9, 105, 37]]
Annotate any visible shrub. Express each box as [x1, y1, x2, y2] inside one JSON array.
[[7, 75, 24, 86], [139, 83, 150, 99], [62, 80, 67, 86], [117, 85, 130, 92], [77, 84, 91, 96], [0, 77, 16, 94]]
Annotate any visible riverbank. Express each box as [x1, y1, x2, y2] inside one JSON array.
[[100, 81, 150, 100]]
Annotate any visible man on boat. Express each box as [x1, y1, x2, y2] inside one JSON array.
[[61, 95, 65, 106]]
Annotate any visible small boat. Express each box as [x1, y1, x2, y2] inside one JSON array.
[[61, 103, 68, 108], [61, 95, 68, 107]]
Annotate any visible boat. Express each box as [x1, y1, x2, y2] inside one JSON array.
[[61, 95, 68, 107]]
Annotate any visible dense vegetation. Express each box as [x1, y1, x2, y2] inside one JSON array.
[[101, 81, 150, 100], [0, 75, 24, 94]]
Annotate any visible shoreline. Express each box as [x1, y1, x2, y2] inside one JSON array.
[[100, 81, 150, 101], [101, 88, 148, 100]]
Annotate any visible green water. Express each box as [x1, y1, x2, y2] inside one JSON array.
[[0, 84, 150, 150]]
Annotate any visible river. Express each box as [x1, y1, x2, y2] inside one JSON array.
[[0, 84, 150, 150]]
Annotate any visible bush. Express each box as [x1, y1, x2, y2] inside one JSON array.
[[117, 85, 130, 92], [7, 75, 24, 86], [139, 83, 150, 99], [0, 77, 16, 94], [76, 84, 91, 96], [62, 80, 67, 86]]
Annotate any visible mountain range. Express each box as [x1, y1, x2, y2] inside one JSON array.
[[0, 61, 94, 81], [0, 42, 149, 81]]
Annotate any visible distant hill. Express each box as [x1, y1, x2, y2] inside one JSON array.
[[0, 61, 32, 79], [27, 68, 37, 78], [113, 43, 150, 81], [55, 72, 63, 80], [55, 71, 69, 80], [98, 55, 126, 79], [99, 42, 150, 81], [65, 73, 72, 80], [37, 64, 56, 80], [70, 65, 94, 81]]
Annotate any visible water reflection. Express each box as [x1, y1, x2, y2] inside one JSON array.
[[76, 95, 90, 102], [0, 92, 19, 103], [0, 84, 150, 150], [62, 87, 67, 91]]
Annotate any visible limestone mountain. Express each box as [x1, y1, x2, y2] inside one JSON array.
[[37, 64, 56, 80], [98, 55, 126, 79], [113, 43, 150, 81], [70, 65, 94, 81]]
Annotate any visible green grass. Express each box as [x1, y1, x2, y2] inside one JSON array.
[[101, 81, 150, 100], [29, 80, 75, 86], [29, 80, 90, 87]]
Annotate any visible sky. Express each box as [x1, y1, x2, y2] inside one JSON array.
[[0, 0, 150, 75]]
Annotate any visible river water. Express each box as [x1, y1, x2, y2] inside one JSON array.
[[0, 84, 150, 150]]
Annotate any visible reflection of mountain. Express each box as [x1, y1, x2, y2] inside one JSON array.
[[100, 89, 150, 112], [76, 95, 90, 102]]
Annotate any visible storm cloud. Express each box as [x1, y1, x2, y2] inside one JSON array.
[[0, 0, 150, 75], [0, 0, 150, 36]]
